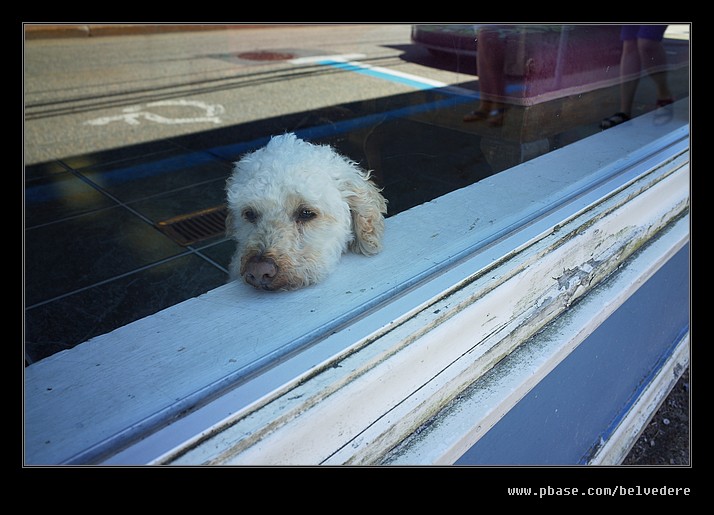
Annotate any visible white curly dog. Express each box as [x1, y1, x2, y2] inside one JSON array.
[[226, 133, 387, 291]]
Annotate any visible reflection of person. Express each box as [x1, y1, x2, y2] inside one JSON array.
[[463, 25, 510, 126], [601, 25, 674, 129]]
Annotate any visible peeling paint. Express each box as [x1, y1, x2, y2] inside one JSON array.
[[163, 154, 689, 465]]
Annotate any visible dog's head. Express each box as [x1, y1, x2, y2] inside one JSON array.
[[226, 133, 387, 291]]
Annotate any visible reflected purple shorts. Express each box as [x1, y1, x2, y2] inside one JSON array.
[[621, 25, 667, 41]]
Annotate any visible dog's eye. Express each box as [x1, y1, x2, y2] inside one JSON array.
[[296, 208, 317, 223], [242, 209, 258, 223]]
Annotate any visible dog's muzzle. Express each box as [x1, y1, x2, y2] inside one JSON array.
[[243, 255, 279, 290]]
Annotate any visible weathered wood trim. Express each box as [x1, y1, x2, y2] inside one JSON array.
[[160, 150, 688, 464], [382, 215, 689, 465]]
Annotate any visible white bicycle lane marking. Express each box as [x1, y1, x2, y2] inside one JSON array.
[[85, 99, 225, 126]]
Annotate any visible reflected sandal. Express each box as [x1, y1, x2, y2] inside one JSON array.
[[463, 109, 490, 122], [600, 112, 630, 130], [463, 108, 505, 126]]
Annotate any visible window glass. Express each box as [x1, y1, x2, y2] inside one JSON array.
[[24, 24, 690, 363]]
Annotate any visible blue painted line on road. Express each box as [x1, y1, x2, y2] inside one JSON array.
[[25, 151, 226, 205], [317, 59, 444, 91], [316, 57, 522, 96]]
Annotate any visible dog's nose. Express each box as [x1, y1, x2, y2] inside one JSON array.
[[244, 257, 278, 289]]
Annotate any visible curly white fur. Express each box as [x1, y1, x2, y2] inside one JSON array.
[[226, 133, 387, 291]]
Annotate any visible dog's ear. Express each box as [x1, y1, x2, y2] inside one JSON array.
[[224, 209, 236, 239], [341, 168, 388, 256]]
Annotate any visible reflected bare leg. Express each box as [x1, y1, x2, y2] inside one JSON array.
[[465, 28, 507, 122]]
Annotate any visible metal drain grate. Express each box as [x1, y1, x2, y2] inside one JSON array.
[[156, 205, 228, 246], [237, 51, 296, 61]]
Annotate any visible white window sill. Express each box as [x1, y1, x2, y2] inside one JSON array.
[[24, 100, 690, 465]]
